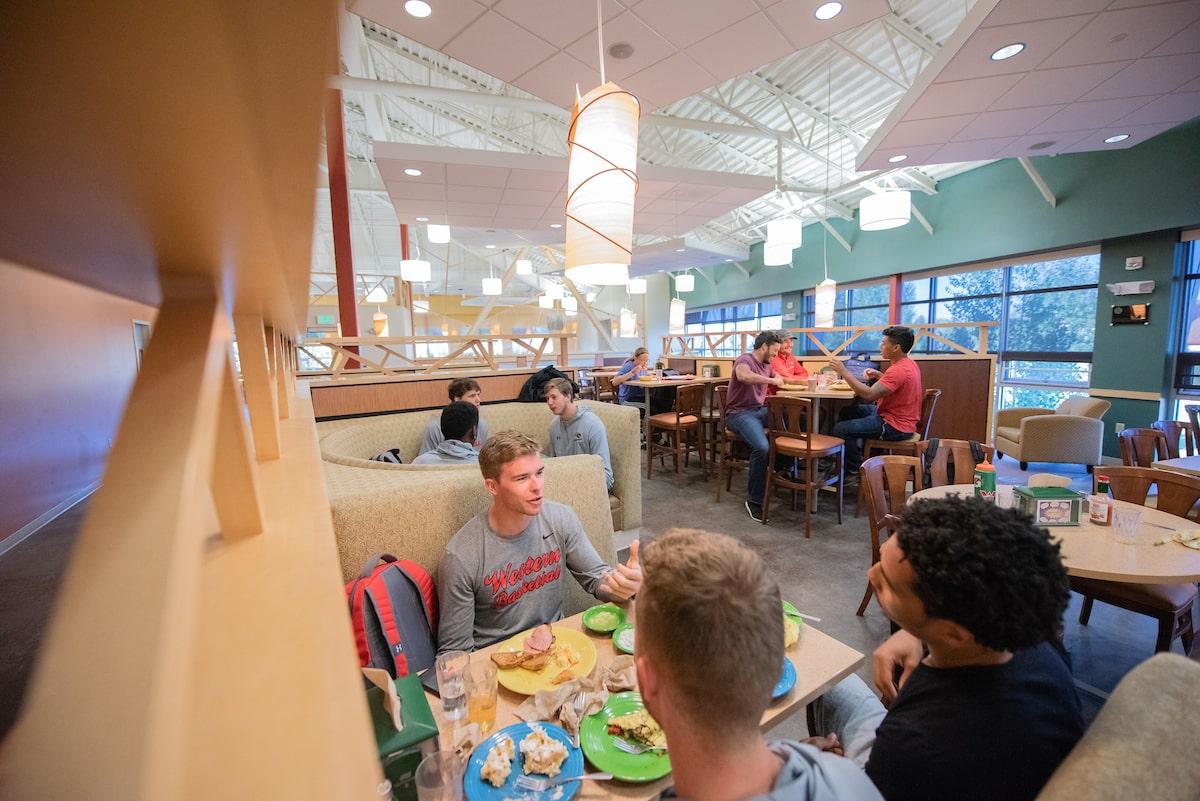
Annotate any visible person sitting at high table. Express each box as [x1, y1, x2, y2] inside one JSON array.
[[828, 325, 922, 476], [411, 401, 480, 465], [809, 496, 1084, 801], [724, 330, 787, 522], [436, 431, 641, 654], [638, 528, 883, 801], [769, 332, 808, 396], [418, 377, 490, 456], [612, 346, 672, 417], [544, 377, 613, 492]]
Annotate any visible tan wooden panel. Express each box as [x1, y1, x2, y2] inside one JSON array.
[[235, 314, 281, 460]]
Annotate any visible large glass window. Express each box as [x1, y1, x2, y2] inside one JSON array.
[[1173, 240, 1200, 395], [684, 297, 782, 355], [800, 281, 891, 354]]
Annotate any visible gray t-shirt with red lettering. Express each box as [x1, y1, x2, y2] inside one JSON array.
[[436, 501, 612, 654]]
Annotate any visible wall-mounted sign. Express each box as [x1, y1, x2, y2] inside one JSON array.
[[316, 314, 335, 325]]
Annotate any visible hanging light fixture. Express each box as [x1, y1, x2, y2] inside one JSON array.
[[815, 51, 838, 328], [400, 259, 431, 283], [668, 297, 686, 335], [859, 190, 912, 231], [674, 272, 694, 292], [538, 294, 555, 309], [372, 310, 389, 337], [626, 277, 647, 295], [814, 279, 837, 328], [619, 308, 637, 337], [545, 282, 564, 300], [764, 242, 794, 267], [767, 217, 802, 249], [427, 223, 450, 244], [564, 0, 639, 286], [515, 258, 533, 275]]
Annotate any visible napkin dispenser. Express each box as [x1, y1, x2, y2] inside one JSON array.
[[366, 669, 440, 801], [1013, 486, 1083, 526]]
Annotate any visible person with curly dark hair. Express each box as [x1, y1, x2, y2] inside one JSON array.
[[809, 496, 1084, 801]]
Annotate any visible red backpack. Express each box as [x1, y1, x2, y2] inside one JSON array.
[[345, 553, 438, 678]]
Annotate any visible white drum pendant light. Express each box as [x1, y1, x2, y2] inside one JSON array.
[[669, 297, 686, 335], [564, 80, 639, 285], [764, 241, 794, 267], [427, 223, 450, 244], [674, 273, 694, 292], [400, 259, 431, 283], [481, 277, 502, 296], [767, 217, 802, 248], [814, 278, 837, 328], [619, 308, 637, 337], [859, 191, 911, 231], [626, 277, 647, 295], [515, 258, 533, 275]]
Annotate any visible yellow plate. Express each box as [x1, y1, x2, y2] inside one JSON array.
[[493, 626, 598, 696]]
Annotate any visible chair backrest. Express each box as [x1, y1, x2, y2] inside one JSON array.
[[595, 373, 615, 398], [715, 384, 730, 426], [1056, 395, 1111, 419], [1153, 419, 1197, 458], [1117, 427, 1169, 467], [915, 438, 995, 487], [860, 455, 924, 559], [673, 382, 704, 418], [1184, 405, 1200, 444], [765, 395, 816, 454], [1099, 465, 1200, 519], [916, 389, 942, 439]]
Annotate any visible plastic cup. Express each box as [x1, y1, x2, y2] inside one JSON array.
[[415, 751, 464, 801], [1113, 506, 1142, 545], [435, 650, 468, 720], [463, 660, 498, 734]]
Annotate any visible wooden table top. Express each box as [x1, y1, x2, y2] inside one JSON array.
[[627, 375, 724, 388], [911, 484, 1200, 583], [775, 386, 858, 398], [426, 611, 864, 801], [1152, 456, 1200, 477]]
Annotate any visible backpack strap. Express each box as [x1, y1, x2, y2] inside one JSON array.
[[359, 552, 397, 579], [923, 438, 939, 486], [393, 559, 439, 634], [969, 440, 985, 464], [363, 577, 408, 677]]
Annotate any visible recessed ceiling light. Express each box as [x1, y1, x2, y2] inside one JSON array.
[[403, 167, 423, 177], [550, 223, 562, 229], [1104, 133, 1130, 144], [609, 42, 634, 59], [1029, 140, 1056, 151], [675, 248, 686, 252], [990, 42, 1025, 61], [888, 154, 908, 163], [485, 244, 496, 249], [416, 216, 429, 222], [404, 0, 432, 18], [814, 2, 843, 20]]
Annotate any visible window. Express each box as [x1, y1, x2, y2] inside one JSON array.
[[684, 298, 782, 355], [1173, 240, 1200, 395], [800, 281, 890, 354]]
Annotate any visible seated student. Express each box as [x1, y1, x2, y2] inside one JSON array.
[[639, 528, 883, 801], [436, 431, 641, 653], [544, 377, 613, 491], [768, 332, 808, 396], [612, 347, 672, 416], [810, 497, 1084, 801], [411, 402, 480, 465], [419, 377, 489, 455]]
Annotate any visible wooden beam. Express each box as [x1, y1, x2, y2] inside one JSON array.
[[211, 350, 264, 541], [1018, 157, 1057, 207], [234, 314, 280, 461]]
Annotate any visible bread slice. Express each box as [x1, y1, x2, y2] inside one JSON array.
[[490, 651, 525, 669], [519, 651, 551, 671]]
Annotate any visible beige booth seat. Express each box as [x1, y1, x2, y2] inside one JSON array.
[[994, 395, 1111, 469]]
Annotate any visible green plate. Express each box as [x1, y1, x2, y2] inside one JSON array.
[[781, 600, 807, 627], [582, 604, 626, 633], [612, 623, 635, 654], [580, 692, 670, 782]]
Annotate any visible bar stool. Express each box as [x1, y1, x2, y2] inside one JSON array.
[[762, 395, 844, 538], [647, 383, 705, 478], [714, 385, 750, 502]]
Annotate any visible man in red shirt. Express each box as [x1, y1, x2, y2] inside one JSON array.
[[768, 333, 808, 396], [829, 326, 923, 475]]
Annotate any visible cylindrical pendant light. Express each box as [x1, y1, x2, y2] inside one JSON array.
[[538, 294, 554, 309], [427, 223, 450, 243], [814, 278, 837, 328], [674, 273, 694, 292], [545, 283, 564, 300], [372, 311, 389, 337], [400, 259, 431, 283], [515, 258, 533, 275], [619, 308, 637, 337], [764, 241, 794, 266], [767, 217, 803, 248], [482, 277, 502, 296], [859, 191, 912, 231], [668, 297, 686, 335], [564, 82, 640, 286], [627, 277, 647, 295]]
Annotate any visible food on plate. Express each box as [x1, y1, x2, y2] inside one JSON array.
[[553, 643, 579, 667], [828, 380, 851, 391], [783, 615, 801, 648], [588, 609, 620, 630], [490, 651, 525, 669], [480, 734, 515, 787], [523, 624, 555, 653], [551, 669, 575, 685], [615, 627, 635, 653], [519, 725, 569, 776], [607, 709, 667, 749], [519, 651, 552, 671]]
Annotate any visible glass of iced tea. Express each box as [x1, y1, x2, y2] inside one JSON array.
[[464, 660, 498, 734]]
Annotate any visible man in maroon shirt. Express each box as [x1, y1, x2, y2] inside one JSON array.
[[725, 331, 786, 522]]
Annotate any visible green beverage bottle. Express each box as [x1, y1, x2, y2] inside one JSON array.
[[974, 460, 997, 502]]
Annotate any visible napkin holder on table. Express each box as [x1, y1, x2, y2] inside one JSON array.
[[365, 668, 440, 801], [1013, 486, 1083, 526]]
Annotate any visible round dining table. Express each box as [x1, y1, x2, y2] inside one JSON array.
[[909, 484, 1200, 584]]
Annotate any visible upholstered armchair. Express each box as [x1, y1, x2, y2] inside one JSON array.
[[993, 395, 1111, 470]]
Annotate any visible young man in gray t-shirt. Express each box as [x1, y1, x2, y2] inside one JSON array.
[[437, 431, 640, 654]]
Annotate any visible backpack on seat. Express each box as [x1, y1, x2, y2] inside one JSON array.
[[518, 365, 579, 402], [345, 553, 438, 678]]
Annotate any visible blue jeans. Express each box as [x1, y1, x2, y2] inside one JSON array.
[[832, 408, 912, 470], [808, 673, 886, 769], [725, 407, 770, 509]]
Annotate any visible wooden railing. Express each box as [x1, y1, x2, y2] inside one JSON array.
[[297, 333, 577, 379], [663, 321, 998, 359]]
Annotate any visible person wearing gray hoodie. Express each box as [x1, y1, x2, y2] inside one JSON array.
[[639, 529, 883, 801], [544, 378, 613, 491], [411, 401, 480, 465]]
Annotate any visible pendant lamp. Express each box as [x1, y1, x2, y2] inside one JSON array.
[[767, 217, 802, 248], [859, 191, 912, 231], [814, 278, 837, 328], [515, 258, 533, 275], [427, 223, 450, 244], [668, 297, 686, 335], [372, 311, 389, 337], [627, 277, 647, 295], [481, 277, 502, 296], [619, 308, 637, 337], [674, 273, 694, 292], [764, 241, 794, 267], [400, 259, 431, 283]]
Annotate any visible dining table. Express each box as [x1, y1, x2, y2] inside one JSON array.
[[910, 484, 1200, 584], [423, 610, 864, 801], [1151, 455, 1200, 477], [774, 385, 859, 434], [625, 374, 726, 444]]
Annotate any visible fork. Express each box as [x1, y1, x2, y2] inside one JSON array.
[[514, 772, 613, 792], [570, 692, 586, 748], [611, 737, 667, 755]]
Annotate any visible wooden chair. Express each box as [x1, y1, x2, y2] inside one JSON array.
[[915, 438, 995, 487], [714, 385, 750, 502], [647, 383, 705, 478], [1072, 465, 1198, 654], [1118, 427, 1169, 467], [1185, 405, 1200, 445], [762, 395, 844, 537], [857, 389, 942, 515], [1152, 419, 1196, 458], [857, 455, 924, 615], [594, 373, 616, 403]]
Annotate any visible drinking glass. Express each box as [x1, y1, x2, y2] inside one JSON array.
[[1113, 506, 1142, 545], [464, 660, 498, 734], [435, 650, 468, 720], [415, 750, 464, 801]]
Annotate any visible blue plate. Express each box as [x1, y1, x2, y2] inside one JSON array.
[[464, 722, 584, 801], [773, 658, 796, 700]]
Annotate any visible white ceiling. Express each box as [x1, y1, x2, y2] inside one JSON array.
[[858, 0, 1200, 168]]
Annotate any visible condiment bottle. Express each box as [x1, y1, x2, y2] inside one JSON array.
[[974, 460, 997, 502], [1090, 475, 1113, 526]]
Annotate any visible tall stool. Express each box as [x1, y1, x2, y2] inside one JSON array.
[[714, 385, 749, 502], [762, 395, 844, 538]]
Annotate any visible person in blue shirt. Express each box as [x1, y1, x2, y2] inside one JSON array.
[[611, 347, 672, 416]]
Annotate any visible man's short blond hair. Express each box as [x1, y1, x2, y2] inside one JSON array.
[[478, 430, 541, 480], [545, 377, 575, 400], [638, 528, 783, 735]]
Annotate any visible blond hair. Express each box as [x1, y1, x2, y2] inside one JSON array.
[[638, 529, 783, 735], [478, 430, 541, 481], [545, 377, 575, 400]]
